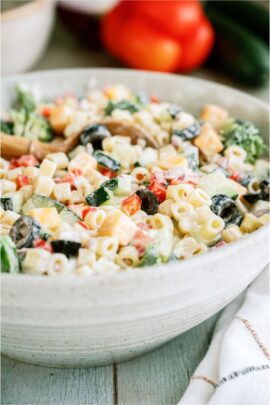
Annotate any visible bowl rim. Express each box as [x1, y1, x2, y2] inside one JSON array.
[[1, 68, 269, 284], [2, 224, 269, 285], [0, 0, 53, 21], [1, 67, 269, 112]]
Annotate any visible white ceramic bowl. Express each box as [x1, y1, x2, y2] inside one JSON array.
[[1, 69, 269, 367], [1, 0, 55, 76]]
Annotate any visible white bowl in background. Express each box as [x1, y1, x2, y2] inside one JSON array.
[[1, 0, 55, 76], [1, 69, 269, 367]]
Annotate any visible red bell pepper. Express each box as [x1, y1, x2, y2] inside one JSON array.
[[16, 175, 30, 189], [101, 0, 214, 73], [33, 238, 53, 253], [10, 155, 39, 169], [121, 194, 142, 216]]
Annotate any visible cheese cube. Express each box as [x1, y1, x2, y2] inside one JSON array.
[[28, 207, 60, 229], [40, 159, 57, 178], [194, 123, 223, 158], [53, 183, 72, 202], [159, 155, 188, 170], [46, 152, 69, 169], [34, 175, 54, 197], [200, 104, 229, 130], [68, 152, 97, 175], [98, 210, 138, 246]]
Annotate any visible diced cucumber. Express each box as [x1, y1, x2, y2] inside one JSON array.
[[94, 150, 120, 172], [4, 192, 23, 213], [102, 178, 119, 191], [22, 194, 65, 215], [198, 170, 243, 197], [59, 207, 81, 225], [22, 194, 80, 224], [0, 197, 13, 211], [0, 235, 20, 273], [85, 187, 113, 207]]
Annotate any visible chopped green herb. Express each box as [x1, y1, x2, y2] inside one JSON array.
[[138, 245, 160, 267]]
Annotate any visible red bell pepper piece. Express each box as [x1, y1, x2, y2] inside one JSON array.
[[10, 155, 39, 169], [82, 206, 97, 220], [33, 238, 53, 253], [121, 194, 142, 216], [16, 175, 30, 189], [99, 167, 117, 178], [147, 173, 167, 203]]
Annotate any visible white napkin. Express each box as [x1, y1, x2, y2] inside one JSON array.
[[179, 266, 270, 405]]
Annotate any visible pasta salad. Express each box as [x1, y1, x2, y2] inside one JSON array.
[[0, 83, 269, 276]]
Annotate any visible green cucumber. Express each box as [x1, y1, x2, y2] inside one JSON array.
[[85, 186, 113, 207], [205, 0, 269, 43], [205, 7, 269, 86], [102, 178, 119, 191], [22, 194, 80, 224], [94, 150, 120, 172], [4, 192, 23, 213], [22, 194, 65, 214], [0, 197, 13, 211], [198, 170, 242, 198], [59, 207, 81, 225], [0, 235, 20, 273]]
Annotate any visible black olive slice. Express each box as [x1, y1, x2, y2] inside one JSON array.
[[135, 189, 158, 215], [80, 124, 111, 150], [10, 215, 41, 249], [51, 240, 81, 258]]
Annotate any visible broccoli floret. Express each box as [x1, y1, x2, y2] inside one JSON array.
[[16, 82, 36, 113], [221, 119, 267, 164], [1, 119, 14, 135], [10, 109, 53, 142], [6, 83, 53, 142]]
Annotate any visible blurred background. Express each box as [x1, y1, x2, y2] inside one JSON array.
[[1, 0, 269, 101]]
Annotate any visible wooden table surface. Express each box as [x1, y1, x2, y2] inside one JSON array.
[[1, 18, 268, 405]]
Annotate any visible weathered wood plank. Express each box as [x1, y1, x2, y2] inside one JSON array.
[[1, 356, 113, 405], [116, 313, 219, 405]]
